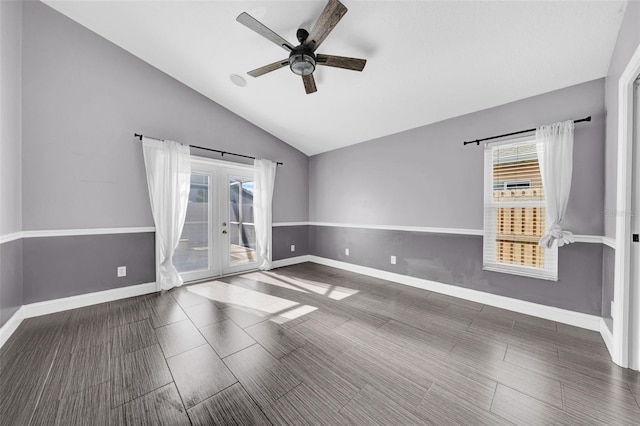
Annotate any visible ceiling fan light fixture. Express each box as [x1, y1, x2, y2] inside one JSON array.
[[289, 52, 316, 76]]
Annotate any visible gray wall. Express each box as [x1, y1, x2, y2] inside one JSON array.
[[309, 79, 606, 314], [11, 1, 311, 309], [0, 0, 23, 328], [272, 226, 309, 262], [310, 227, 603, 315], [0, 0, 22, 236], [310, 79, 605, 236], [22, 233, 155, 304], [604, 0, 640, 239], [602, 245, 615, 330], [22, 1, 308, 230], [0, 240, 22, 327]]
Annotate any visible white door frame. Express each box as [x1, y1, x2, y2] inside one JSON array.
[[612, 42, 640, 369], [156, 157, 261, 288]]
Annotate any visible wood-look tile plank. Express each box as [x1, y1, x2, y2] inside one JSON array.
[[31, 381, 111, 426], [111, 319, 158, 357], [448, 343, 564, 409], [245, 319, 306, 359], [111, 344, 173, 408], [223, 343, 301, 408], [504, 344, 633, 390], [511, 321, 609, 358], [0, 347, 56, 426], [188, 382, 270, 426], [148, 301, 188, 329], [413, 383, 510, 425], [59, 319, 110, 353], [490, 384, 598, 426], [183, 301, 227, 328], [264, 383, 350, 426], [424, 359, 498, 411], [338, 345, 431, 410], [199, 318, 256, 358], [562, 378, 640, 424], [222, 305, 274, 328], [287, 318, 356, 358], [379, 320, 456, 360], [108, 299, 150, 329], [280, 345, 362, 409], [339, 383, 425, 425], [334, 319, 405, 353], [113, 383, 190, 426], [166, 344, 237, 409], [155, 319, 206, 358], [169, 286, 213, 308], [40, 344, 110, 403]]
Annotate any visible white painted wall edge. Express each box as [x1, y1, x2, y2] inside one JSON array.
[[0, 224, 613, 247], [601, 318, 614, 356], [0, 282, 156, 350], [272, 255, 312, 268], [0, 227, 156, 242], [0, 306, 25, 349]]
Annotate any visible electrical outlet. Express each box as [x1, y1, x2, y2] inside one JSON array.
[[390, 255, 396, 265], [633, 234, 639, 243], [117, 266, 127, 277], [345, 248, 350, 256], [290, 244, 296, 252], [611, 301, 615, 319]]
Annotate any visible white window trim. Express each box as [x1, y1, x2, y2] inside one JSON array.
[[483, 135, 558, 281]]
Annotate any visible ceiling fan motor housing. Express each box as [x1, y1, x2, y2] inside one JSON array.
[[289, 45, 316, 76]]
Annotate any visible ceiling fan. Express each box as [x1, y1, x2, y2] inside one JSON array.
[[236, 0, 367, 94]]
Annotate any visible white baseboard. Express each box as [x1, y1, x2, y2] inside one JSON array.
[[22, 282, 157, 318], [307, 256, 602, 332], [272, 255, 311, 268], [600, 318, 614, 356], [0, 306, 25, 348], [0, 282, 157, 349]]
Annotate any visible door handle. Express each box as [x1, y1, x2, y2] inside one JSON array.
[[222, 230, 228, 234]]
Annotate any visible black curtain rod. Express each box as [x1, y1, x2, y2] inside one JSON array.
[[133, 133, 283, 165], [463, 116, 592, 146]]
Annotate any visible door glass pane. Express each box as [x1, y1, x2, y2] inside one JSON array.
[[174, 174, 209, 273], [229, 178, 257, 266]]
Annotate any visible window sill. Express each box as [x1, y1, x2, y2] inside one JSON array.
[[483, 264, 558, 281]]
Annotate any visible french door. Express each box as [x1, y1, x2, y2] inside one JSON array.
[[173, 158, 260, 282]]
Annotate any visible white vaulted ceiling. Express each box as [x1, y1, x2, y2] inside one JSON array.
[[43, 0, 627, 155]]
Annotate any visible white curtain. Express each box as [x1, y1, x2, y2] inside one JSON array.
[[142, 137, 191, 290], [253, 158, 277, 270], [536, 120, 575, 249]]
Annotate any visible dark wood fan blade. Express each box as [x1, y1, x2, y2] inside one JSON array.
[[303, 0, 348, 52], [237, 12, 295, 52], [302, 74, 317, 94], [248, 59, 289, 77], [316, 54, 366, 71]]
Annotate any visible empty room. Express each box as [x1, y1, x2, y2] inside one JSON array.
[[2, 0, 640, 424]]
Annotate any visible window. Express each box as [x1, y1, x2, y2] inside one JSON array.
[[483, 136, 557, 280]]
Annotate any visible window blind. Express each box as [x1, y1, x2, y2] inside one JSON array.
[[483, 136, 558, 281]]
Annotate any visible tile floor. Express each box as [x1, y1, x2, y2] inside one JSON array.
[[1, 263, 639, 425]]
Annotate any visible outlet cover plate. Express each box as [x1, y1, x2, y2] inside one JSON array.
[[117, 266, 127, 277], [391, 255, 397, 265], [345, 248, 350, 256], [291, 244, 296, 252]]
